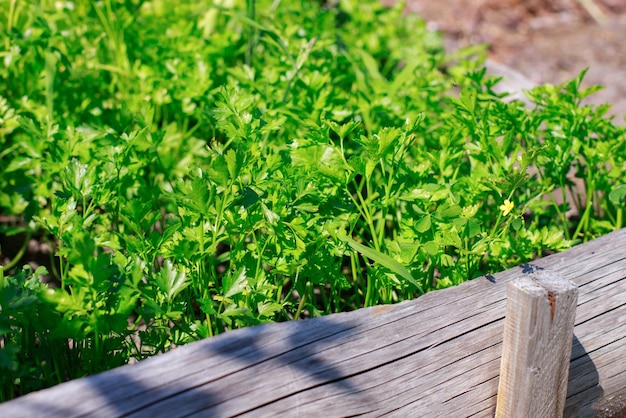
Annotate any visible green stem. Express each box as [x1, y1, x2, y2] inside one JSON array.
[[573, 186, 593, 241], [293, 285, 307, 320], [377, 160, 395, 248], [362, 177, 380, 250], [1, 230, 32, 272], [6, 0, 17, 50], [206, 313, 214, 338], [347, 177, 380, 251], [246, 0, 256, 67], [364, 269, 375, 307], [350, 252, 361, 308], [46, 237, 61, 281], [559, 178, 572, 240], [427, 259, 435, 289], [464, 236, 471, 282], [489, 211, 503, 238], [548, 193, 570, 241]]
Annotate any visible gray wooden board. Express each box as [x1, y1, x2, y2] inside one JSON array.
[[0, 228, 624, 417]]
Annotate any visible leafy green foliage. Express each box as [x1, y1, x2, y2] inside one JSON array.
[[1, 0, 625, 400]]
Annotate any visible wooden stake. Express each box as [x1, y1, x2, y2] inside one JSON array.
[[496, 269, 578, 418]]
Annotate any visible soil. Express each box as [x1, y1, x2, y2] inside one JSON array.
[[403, 0, 626, 123]]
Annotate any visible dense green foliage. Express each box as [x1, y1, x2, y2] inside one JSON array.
[[1, 0, 625, 400]]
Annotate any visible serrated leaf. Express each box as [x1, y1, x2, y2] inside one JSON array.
[[155, 260, 188, 301], [225, 267, 248, 298], [323, 119, 361, 140], [208, 154, 229, 188], [257, 301, 282, 318], [220, 304, 251, 319], [466, 218, 482, 238], [224, 149, 242, 180]]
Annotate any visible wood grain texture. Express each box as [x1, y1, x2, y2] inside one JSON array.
[[0, 228, 624, 417], [495, 271, 578, 417]]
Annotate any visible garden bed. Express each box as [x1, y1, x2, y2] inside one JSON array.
[[1, 0, 625, 402]]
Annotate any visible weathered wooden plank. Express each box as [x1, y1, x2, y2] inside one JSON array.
[[566, 337, 626, 417], [0, 228, 624, 417]]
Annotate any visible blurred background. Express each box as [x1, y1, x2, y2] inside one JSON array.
[[392, 0, 626, 121]]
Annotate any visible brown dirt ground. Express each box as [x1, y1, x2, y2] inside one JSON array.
[[404, 0, 626, 123]]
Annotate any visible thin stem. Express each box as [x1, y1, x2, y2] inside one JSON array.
[[346, 177, 380, 251], [349, 252, 361, 308], [548, 193, 570, 241], [364, 267, 375, 307], [464, 236, 471, 282], [362, 177, 381, 250], [573, 182, 594, 241], [7, 0, 17, 49], [245, 0, 256, 67], [377, 159, 395, 248], [293, 284, 308, 321], [1, 230, 32, 272]]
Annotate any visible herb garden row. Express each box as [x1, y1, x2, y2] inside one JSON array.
[[1, 0, 624, 402]]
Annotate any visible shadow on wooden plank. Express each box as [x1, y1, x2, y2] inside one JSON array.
[[0, 315, 362, 417], [566, 335, 602, 418], [160, 316, 370, 417]]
